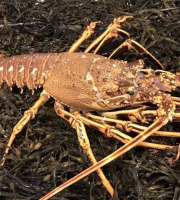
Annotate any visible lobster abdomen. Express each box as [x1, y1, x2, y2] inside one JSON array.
[[0, 53, 61, 90]]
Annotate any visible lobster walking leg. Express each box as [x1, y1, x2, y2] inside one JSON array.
[[84, 16, 133, 53], [139, 109, 180, 122], [40, 116, 170, 200], [172, 96, 180, 103], [74, 120, 115, 197], [101, 106, 149, 123], [0, 91, 50, 166], [68, 21, 101, 53], [54, 102, 115, 197], [128, 123, 180, 138], [100, 108, 180, 137], [85, 113, 176, 149], [40, 92, 178, 200], [109, 39, 164, 69]]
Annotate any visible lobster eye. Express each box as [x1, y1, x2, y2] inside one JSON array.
[[127, 91, 134, 95]]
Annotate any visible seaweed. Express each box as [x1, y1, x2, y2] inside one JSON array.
[[0, 0, 180, 199]]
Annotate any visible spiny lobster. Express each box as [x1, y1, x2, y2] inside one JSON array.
[[0, 16, 180, 199]]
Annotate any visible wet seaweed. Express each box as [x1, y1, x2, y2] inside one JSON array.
[[0, 0, 180, 199]]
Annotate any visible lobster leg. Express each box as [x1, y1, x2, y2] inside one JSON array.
[[140, 109, 180, 122], [54, 103, 174, 151], [40, 116, 170, 200], [127, 122, 180, 138], [73, 112, 172, 150], [87, 112, 180, 138], [54, 102, 115, 197], [100, 107, 180, 137], [74, 120, 115, 197], [40, 93, 178, 200], [101, 105, 149, 123], [84, 16, 133, 53], [109, 39, 164, 69], [0, 91, 50, 166], [172, 96, 180, 103], [68, 21, 101, 53]]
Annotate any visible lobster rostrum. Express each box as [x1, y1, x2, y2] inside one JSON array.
[[0, 16, 180, 200]]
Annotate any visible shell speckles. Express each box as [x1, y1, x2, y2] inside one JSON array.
[[93, 57, 100, 63], [81, 54, 86, 58], [86, 72, 93, 82], [31, 68, 38, 75], [96, 91, 102, 99], [19, 65, 25, 72], [8, 66, 13, 72]]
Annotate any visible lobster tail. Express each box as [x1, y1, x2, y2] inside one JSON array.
[[0, 53, 60, 91]]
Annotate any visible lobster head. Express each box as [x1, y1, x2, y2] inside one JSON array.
[[151, 70, 180, 92], [90, 58, 144, 98]]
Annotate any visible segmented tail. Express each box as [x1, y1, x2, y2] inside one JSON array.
[[0, 53, 61, 91]]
